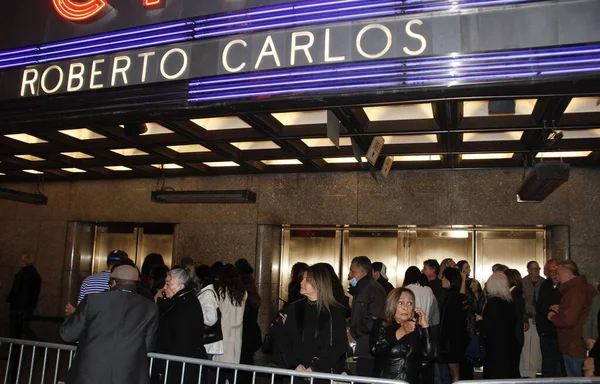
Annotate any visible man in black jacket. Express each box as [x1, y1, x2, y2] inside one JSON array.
[[347, 256, 386, 377], [6, 252, 42, 340], [61, 265, 159, 384], [535, 259, 563, 377], [372, 262, 394, 295]]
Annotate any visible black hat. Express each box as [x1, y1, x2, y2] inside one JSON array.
[[107, 249, 128, 264], [372, 262, 388, 280], [235, 258, 254, 276]]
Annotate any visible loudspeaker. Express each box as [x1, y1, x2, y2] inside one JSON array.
[[488, 100, 515, 115], [516, 162, 570, 202], [123, 123, 148, 136]]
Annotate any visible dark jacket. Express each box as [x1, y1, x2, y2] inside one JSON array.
[[550, 275, 597, 359], [7, 265, 42, 312], [60, 285, 159, 384], [371, 321, 435, 384], [438, 291, 469, 364], [511, 287, 526, 349], [428, 278, 447, 312], [271, 298, 348, 375], [376, 277, 394, 295], [535, 279, 561, 338], [154, 288, 207, 384], [240, 299, 262, 364], [482, 297, 520, 379], [349, 277, 387, 357]]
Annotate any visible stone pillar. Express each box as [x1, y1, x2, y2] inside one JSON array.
[[547, 225, 570, 261], [61, 222, 95, 308]]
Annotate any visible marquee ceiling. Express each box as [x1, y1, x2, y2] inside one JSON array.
[[1, 96, 599, 181]]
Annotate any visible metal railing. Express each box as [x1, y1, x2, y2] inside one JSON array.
[[0, 337, 404, 384], [456, 380, 600, 384]]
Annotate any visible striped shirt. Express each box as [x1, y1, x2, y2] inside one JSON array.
[[77, 271, 111, 303]]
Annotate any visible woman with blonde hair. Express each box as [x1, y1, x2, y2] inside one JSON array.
[[481, 272, 520, 379], [371, 288, 435, 383], [269, 263, 347, 380]]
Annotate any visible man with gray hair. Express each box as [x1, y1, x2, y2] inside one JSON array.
[[347, 256, 386, 377]]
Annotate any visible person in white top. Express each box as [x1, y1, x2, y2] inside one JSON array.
[[213, 264, 248, 365], [402, 266, 440, 327], [198, 283, 224, 358]]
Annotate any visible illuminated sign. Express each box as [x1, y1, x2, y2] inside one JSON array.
[[52, 0, 163, 22]]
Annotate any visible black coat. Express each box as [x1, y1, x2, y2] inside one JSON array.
[[349, 277, 387, 357], [482, 297, 520, 379], [153, 288, 207, 384], [371, 321, 435, 384], [511, 287, 526, 349], [271, 298, 348, 375], [6, 265, 42, 312], [376, 277, 395, 295], [240, 299, 262, 364], [60, 285, 159, 384], [535, 279, 562, 338], [438, 291, 469, 364]]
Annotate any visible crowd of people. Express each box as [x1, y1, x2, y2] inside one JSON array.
[[5, 250, 600, 383]]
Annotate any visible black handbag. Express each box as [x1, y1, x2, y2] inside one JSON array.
[[262, 332, 274, 354], [201, 289, 223, 345]]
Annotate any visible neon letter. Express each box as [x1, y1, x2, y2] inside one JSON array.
[[222, 40, 247, 73], [41, 65, 64, 94], [290, 31, 314, 66], [89, 59, 105, 89], [159, 48, 188, 80], [356, 24, 392, 59], [111, 56, 131, 86], [21, 69, 39, 97], [67, 63, 85, 92], [403, 19, 427, 56], [255, 36, 281, 69]]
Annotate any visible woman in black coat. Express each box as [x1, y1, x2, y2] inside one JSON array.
[[153, 268, 207, 384], [371, 288, 435, 384], [438, 267, 469, 382], [482, 272, 520, 379], [505, 269, 526, 351], [270, 264, 347, 382]]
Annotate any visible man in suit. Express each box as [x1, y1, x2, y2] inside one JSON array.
[[6, 252, 42, 340], [61, 265, 159, 384]]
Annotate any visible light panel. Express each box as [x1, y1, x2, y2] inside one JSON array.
[[190, 117, 251, 131], [59, 128, 106, 140], [203, 161, 240, 167], [110, 148, 149, 156], [536, 151, 592, 158], [301, 137, 353, 147], [119, 123, 173, 135], [559, 129, 600, 139], [231, 141, 280, 150], [271, 110, 327, 126], [105, 166, 132, 171], [564, 97, 600, 114], [261, 159, 302, 165], [463, 131, 524, 142], [363, 103, 433, 121], [61, 152, 94, 159], [62, 168, 86, 173], [394, 155, 441, 162], [5, 134, 48, 144], [0, 173, 5, 176], [151, 163, 183, 169], [463, 99, 536, 117], [15, 154, 45, 161], [461, 153, 514, 160], [166, 144, 210, 153], [383, 134, 438, 144], [23, 169, 43, 174], [323, 157, 367, 164]]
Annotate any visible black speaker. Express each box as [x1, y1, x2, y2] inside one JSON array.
[[488, 100, 515, 115], [123, 123, 148, 136]]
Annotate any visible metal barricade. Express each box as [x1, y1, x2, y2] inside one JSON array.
[[456, 380, 600, 384], [0, 337, 404, 384]]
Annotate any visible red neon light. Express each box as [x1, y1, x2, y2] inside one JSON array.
[[53, 0, 163, 22]]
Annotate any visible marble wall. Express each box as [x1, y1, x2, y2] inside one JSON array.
[[0, 167, 598, 338]]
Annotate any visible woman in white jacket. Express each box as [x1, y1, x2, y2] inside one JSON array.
[[197, 271, 224, 359], [214, 264, 247, 364]]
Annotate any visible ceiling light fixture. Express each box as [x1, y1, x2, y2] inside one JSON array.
[[151, 190, 256, 204], [59, 128, 106, 140], [0, 187, 48, 205], [231, 141, 280, 150], [261, 159, 302, 165], [23, 169, 43, 174], [203, 161, 240, 167], [61, 152, 94, 159], [61, 168, 86, 173], [190, 117, 251, 131], [5, 134, 48, 144], [460, 153, 514, 160], [105, 166, 132, 171], [301, 138, 352, 147], [110, 148, 149, 156], [463, 131, 524, 142], [517, 162, 570, 202], [151, 164, 183, 169], [394, 155, 441, 162], [15, 154, 45, 161], [271, 111, 326, 126], [536, 151, 592, 158], [166, 144, 210, 153]]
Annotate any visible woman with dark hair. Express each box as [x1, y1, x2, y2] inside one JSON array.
[[505, 269, 527, 367], [214, 264, 247, 364], [403, 267, 440, 327], [438, 267, 469, 382], [141, 253, 165, 290], [371, 287, 435, 383], [314, 262, 349, 309], [270, 264, 347, 381], [288, 262, 309, 303], [150, 265, 170, 296], [236, 259, 263, 373], [210, 261, 224, 282]]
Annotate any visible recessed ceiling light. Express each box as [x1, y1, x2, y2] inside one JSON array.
[[15, 154, 45, 161], [301, 137, 353, 147], [203, 161, 240, 167], [119, 123, 173, 135], [61, 152, 94, 159], [59, 128, 106, 140], [463, 131, 524, 142], [105, 166, 132, 171], [62, 168, 86, 173], [23, 169, 43, 174], [166, 144, 210, 153], [261, 159, 302, 165], [559, 129, 600, 139], [151, 164, 183, 169], [383, 134, 438, 144], [363, 103, 434, 121], [460, 153, 514, 160], [231, 141, 280, 150], [271, 110, 327, 126], [0, 173, 5, 176], [536, 151, 592, 158], [564, 97, 600, 114], [5, 134, 48, 144], [393, 155, 441, 161], [463, 99, 536, 117], [190, 117, 251, 131], [323, 157, 368, 164], [110, 148, 149, 156]]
